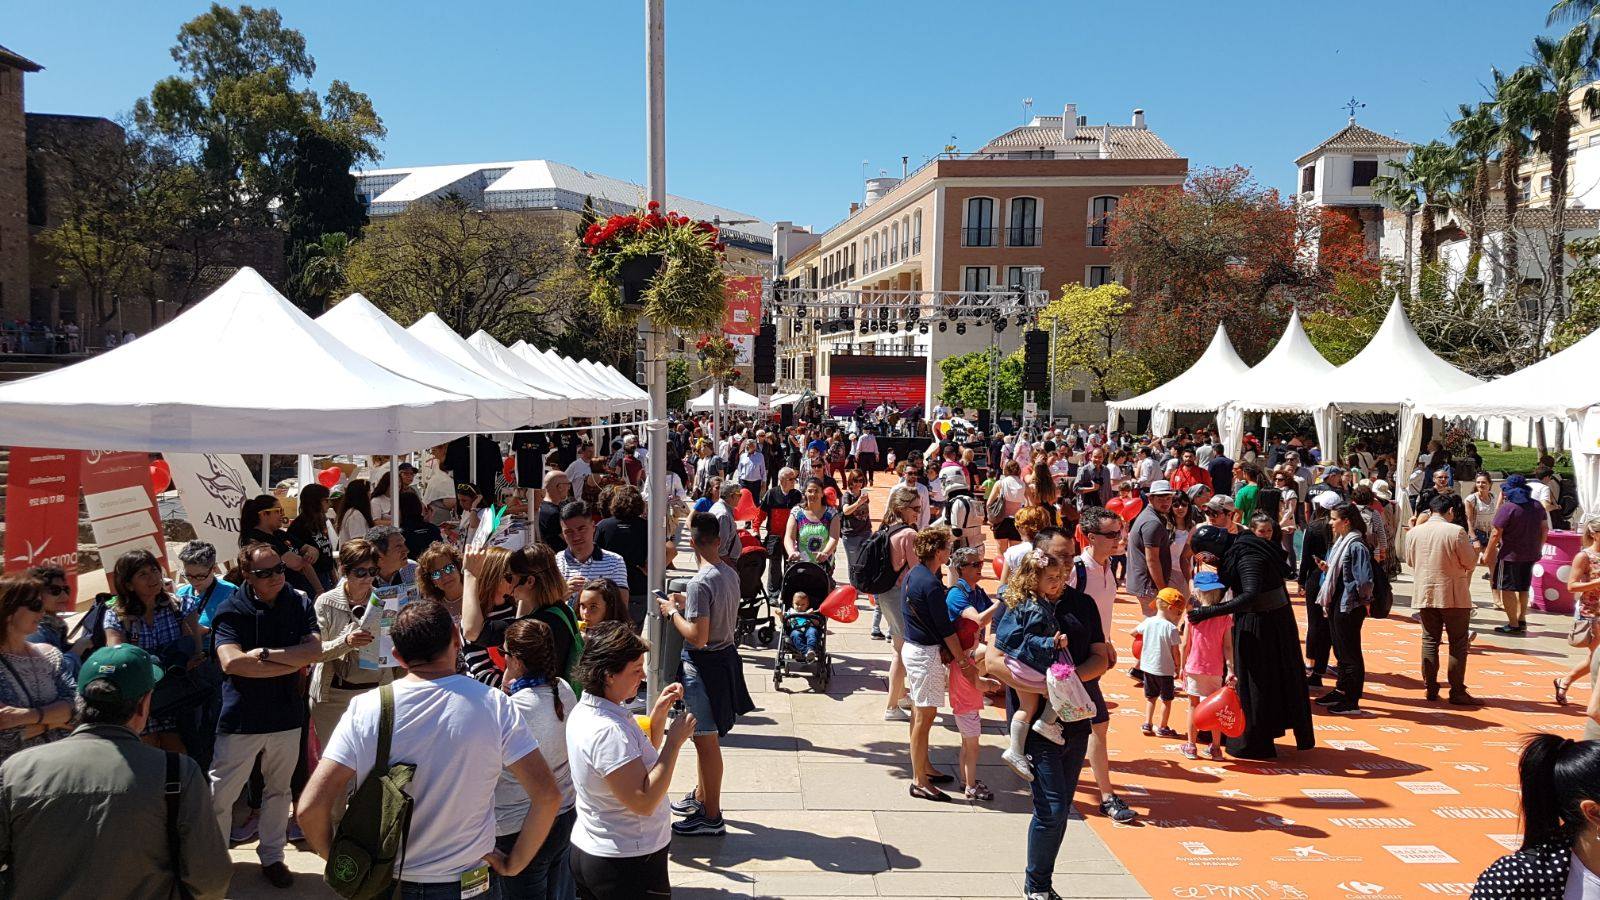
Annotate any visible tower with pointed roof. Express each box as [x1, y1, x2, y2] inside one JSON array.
[[0, 43, 42, 322], [1295, 115, 1412, 260]]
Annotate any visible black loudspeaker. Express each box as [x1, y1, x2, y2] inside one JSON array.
[[780, 404, 793, 428], [1023, 329, 1049, 393], [753, 323, 777, 385], [977, 408, 991, 433]]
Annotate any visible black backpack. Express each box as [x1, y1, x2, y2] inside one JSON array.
[[851, 523, 910, 594]]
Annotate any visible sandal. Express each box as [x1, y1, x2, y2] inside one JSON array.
[[1555, 678, 1570, 706], [964, 781, 994, 802], [909, 784, 950, 802]]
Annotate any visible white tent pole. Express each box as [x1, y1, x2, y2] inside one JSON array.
[[390, 455, 400, 524], [643, 0, 671, 708], [297, 454, 314, 490], [260, 454, 270, 490]]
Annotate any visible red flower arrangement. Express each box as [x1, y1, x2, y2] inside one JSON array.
[[582, 201, 729, 333]]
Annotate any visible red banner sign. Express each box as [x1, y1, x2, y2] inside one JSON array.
[[723, 276, 762, 336], [81, 450, 167, 574], [3, 448, 82, 594]]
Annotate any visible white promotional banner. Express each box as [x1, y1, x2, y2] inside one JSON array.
[[166, 454, 265, 554]]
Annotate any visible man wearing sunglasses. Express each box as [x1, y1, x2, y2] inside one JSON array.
[[206, 543, 323, 890]]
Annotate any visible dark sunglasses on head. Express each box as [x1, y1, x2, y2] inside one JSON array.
[[427, 564, 459, 580], [248, 563, 288, 579], [347, 566, 381, 579]]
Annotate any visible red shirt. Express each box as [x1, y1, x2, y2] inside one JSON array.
[[1106, 495, 1144, 524], [1170, 463, 1213, 493]]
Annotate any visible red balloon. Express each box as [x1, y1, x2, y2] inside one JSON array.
[[317, 466, 341, 489], [818, 584, 859, 621], [502, 457, 517, 482], [1132, 632, 1144, 660], [824, 487, 839, 508], [149, 459, 171, 494], [1194, 684, 1246, 738], [992, 557, 1004, 580], [734, 488, 760, 522], [829, 603, 860, 624]]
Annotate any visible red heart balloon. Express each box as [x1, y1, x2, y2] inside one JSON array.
[[829, 603, 859, 623], [734, 489, 760, 522], [818, 584, 859, 621], [149, 459, 171, 494], [317, 466, 341, 489], [992, 557, 1004, 580], [1194, 684, 1246, 738]]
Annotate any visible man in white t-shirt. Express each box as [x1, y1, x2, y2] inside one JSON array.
[[565, 442, 595, 500], [298, 600, 561, 895]]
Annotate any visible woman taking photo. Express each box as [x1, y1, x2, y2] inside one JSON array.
[[288, 483, 337, 592], [878, 487, 923, 722], [1314, 503, 1374, 715], [335, 478, 374, 544], [899, 525, 968, 801], [416, 542, 466, 619], [308, 539, 383, 748], [240, 494, 320, 595], [566, 622, 695, 899], [1188, 512, 1315, 759], [495, 619, 578, 900], [785, 477, 841, 573], [1473, 735, 1600, 897], [460, 546, 523, 687], [0, 575, 75, 764], [103, 548, 204, 752], [987, 460, 1028, 555]]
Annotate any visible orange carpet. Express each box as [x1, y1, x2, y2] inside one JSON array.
[[1073, 589, 1579, 900]]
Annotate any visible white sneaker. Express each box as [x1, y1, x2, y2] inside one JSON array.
[[896, 696, 912, 711], [883, 706, 911, 721], [1002, 748, 1035, 782], [1031, 718, 1066, 745]]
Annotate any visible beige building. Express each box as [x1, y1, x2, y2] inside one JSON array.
[[774, 102, 1186, 421]]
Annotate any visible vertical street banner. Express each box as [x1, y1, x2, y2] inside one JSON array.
[[80, 450, 167, 574], [3, 448, 82, 593], [724, 275, 762, 365], [166, 454, 264, 556]]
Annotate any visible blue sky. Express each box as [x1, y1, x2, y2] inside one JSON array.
[[8, 0, 1564, 231]]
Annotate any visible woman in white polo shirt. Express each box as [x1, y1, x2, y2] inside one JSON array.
[[565, 623, 696, 898]]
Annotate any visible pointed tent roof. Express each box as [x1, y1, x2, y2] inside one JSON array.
[[587, 360, 648, 403], [1414, 322, 1600, 421], [406, 313, 571, 418], [507, 342, 624, 410], [688, 386, 761, 411], [1224, 310, 1339, 413], [467, 331, 605, 419], [1295, 121, 1412, 165], [1107, 325, 1251, 413], [317, 294, 547, 431], [0, 268, 481, 453], [1326, 297, 1481, 410]]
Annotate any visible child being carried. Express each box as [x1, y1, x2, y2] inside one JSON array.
[[988, 547, 1072, 782]]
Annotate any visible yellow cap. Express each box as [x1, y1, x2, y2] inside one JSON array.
[[1157, 587, 1186, 608]]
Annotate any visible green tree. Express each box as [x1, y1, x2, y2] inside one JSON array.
[[666, 357, 691, 411], [938, 349, 1022, 413], [1448, 102, 1499, 286], [1553, 235, 1600, 350], [342, 197, 584, 344], [1491, 66, 1534, 297], [133, 3, 384, 225], [1372, 141, 1465, 270], [1034, 283, 1153, 400], [283, 127, 367, 311]]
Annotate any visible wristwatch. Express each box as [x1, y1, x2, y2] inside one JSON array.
[[259, 647, 271, 662]]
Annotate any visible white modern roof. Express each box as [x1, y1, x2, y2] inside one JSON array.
[[354, 158, 775, 245], [1414, 322, 1600, 421], [1325, 298, 1481, 411], [0, 268, 483, 453], [688, 386, 761, 411], [1225, 309, 1339, 414], [1107, 325, 1251, 413]]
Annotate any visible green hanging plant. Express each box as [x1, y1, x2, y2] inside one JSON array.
[[581, 202, 728, 333]]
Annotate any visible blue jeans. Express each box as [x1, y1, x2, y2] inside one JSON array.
[[788, 625, 822, 656], [495, 807, 576, 900], [1024, 727, 1090, 894], [399, 876, 502, 899]]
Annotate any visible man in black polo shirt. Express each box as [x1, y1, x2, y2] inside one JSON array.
[[207, 542, 323, 890], [538, 468, 571, 552]]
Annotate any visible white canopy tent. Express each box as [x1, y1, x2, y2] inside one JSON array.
[[1107, 325, 1251, 438], [467, 331, 607, 419], [1220, 310, 1339, 458], [1413, 325, 1600, 519], [0, 268, 482, 453], [406, 313, 573, 423], [580, 359, 649, 409], [317, 294, 547, 432], [688, 386, 761, 411], [509, 342, 634, 414], [769, 392, 803, 407]]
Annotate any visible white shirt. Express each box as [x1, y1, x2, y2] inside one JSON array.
[[1566, 854, 1600, 900], [566, 692, 671, 858], [1136, 457, 1156, 486], [565, 457, 593, 498], [1074, 550, 1118, 640], [853, 432, 878, 455], [999, 475, 1026, 509], [495, 679, 577, 835], [336, 508, 372, 544], [370, 494, 393, 525], [323, 675, 538, 883], [1002, 541, 1033, 581]]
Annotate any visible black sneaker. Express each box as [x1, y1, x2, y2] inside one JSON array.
[[1313, 691, 1346, 706], [671, 812, 726, 836], [1327, 700, 1362, 715], [670, 790, 702, 817], [261, 862, 294, 889], [1099, 795, 1137, 823]]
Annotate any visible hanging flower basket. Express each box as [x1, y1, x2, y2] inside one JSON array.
[[583, 202, 727, 333], [695, 334, 739, 380]]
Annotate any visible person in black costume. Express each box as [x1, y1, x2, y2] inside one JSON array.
[[1187, 512, 1314, 760]]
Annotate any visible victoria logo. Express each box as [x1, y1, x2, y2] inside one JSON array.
[[196, 455, 248, 509]]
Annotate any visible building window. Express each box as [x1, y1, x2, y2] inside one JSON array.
[[1541, 174, 1553, 194], [890, 223, 899, 263], [1086, 266, 1113, 288], [1088, 196, 1118, 247], [962, 266, 993, 293], [912, 210, 923, 253], [1300, 165, 1316, 194], [1007, 197, 1040, 246], [901, 215, 911, 258], [1518, 177, 1532, 201], [1006, 266, 1027, 290], [1351, 160, 1378, 188], [1071, 389, 1088, 403], [963, 197, 996, 246]]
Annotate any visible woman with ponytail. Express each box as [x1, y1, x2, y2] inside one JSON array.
[[1473, 734, 1600, 898]]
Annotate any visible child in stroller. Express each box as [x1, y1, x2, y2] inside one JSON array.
[[774, 559, 833, 689], [785, 592, 824, 662]]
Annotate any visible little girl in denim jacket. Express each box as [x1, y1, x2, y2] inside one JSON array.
[[990, 547, 1070, 781]]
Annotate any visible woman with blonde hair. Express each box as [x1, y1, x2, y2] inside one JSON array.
[[878, 486, 924, 722], [460, 546, 519, 686]]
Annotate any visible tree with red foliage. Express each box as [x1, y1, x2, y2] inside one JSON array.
[[1108, 166, 1378, 384]]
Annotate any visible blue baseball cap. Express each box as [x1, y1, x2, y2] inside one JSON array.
[[1193, 570, 1225, 592]]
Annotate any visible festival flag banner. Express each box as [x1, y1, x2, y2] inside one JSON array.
[[3, 448, 82, 594], [165, 454, 264, 554], [81, 450, 166, 573], [724, 275, 762, 365]]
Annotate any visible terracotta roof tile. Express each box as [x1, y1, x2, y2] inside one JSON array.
[[981, 120, 1179, 159], [1296, 123, 1412, 164]]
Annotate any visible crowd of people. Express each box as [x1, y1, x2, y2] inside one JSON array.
[[0, 410, 1593, 898]]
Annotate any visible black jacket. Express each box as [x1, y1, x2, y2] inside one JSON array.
[[1298, 519, 1332, 590], [1191, 533, 1292, 622]]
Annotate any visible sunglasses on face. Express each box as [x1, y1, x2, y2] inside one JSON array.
[[247, 563, 287, 579], [42, 583, 70, 597], [427, 564, 458, 580], [348, 566, 381, 579], [1093, 530, 1121, 539], [20, 596, 43, 613]]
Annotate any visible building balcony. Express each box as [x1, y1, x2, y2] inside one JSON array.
[[961, 226, 997, 247], [1006, 226, 1041, 247]]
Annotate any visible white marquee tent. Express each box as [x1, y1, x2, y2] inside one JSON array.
[[688, 386, 761, 412], [1107, 325, 1250, 438], [580, 358, 649, 407], [0, 268, 484, 453], [406, 313, 572, 419], [467, 330, 606, 419], [1220, 309, 1339, 457]]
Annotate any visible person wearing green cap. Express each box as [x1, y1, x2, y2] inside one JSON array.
[[0, 643, 231, 899]]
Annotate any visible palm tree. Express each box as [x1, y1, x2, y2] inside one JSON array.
[[1519, 25, 1599, 317], [1549, 0, 1600, 25], [1491, 67, 1534, 299], [1448, 101, 1499, 286]]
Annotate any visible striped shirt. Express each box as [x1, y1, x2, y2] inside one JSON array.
[[556, 547, 631, 605]]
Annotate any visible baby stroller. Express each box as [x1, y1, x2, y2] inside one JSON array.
[[733, 544, 777, 647], [773, 559, 834, 690]]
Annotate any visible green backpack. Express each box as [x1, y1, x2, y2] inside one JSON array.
[[325, 684, 415, 899]]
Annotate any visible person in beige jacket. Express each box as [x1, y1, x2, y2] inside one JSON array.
[[309, 539, 391, 748], [1405, 494, 1480, 705]]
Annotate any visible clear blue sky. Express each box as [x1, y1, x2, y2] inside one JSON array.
[[8, 0, 1564, 231]]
